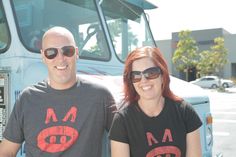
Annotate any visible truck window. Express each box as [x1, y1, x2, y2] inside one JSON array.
[[101, 0, 156, 61], [0, 2, 10, 53], [11, 0, 110, 61]]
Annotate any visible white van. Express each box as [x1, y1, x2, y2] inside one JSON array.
[[0, 0, 212, 156]]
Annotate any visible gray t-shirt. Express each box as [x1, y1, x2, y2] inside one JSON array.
[[4, 78, 115, 157]]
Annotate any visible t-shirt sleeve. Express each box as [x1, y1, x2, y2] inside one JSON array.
[[3, 97, 24, 143], [181, 101, 203, 133], [108, 112, 129, 143]]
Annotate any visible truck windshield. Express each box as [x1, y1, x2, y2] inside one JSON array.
[[101, 0, 156, 61], [11, 0, 155, 61]]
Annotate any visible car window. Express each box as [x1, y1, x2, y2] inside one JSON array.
[[207, 78, 214, 81]]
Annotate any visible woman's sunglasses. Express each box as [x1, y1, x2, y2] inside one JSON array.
[[130, 67, 162, 83], [44, 45, 75, 59]]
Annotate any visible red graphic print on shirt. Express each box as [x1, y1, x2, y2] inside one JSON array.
[[37, 106, 79, 153], [146, 129, 181, 157]]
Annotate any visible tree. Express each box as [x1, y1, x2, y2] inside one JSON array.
[[172, 30, 199, 81], [210, 37, 228, 76], [197, 37, 228, 77], [197, 50, 215, 76]]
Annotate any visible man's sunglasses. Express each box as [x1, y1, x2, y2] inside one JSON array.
[[44, 45, 75, 59], [130, 67, 162, 83]]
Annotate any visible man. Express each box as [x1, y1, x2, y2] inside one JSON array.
[[0, 26, 115, 157]]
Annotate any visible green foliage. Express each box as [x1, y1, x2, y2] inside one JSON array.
[[172, 30, 199, 81], [197, 37, 228, 76], [197, 50, 215, 76], [172, 30, 228, 79], [172, 30, 199, 71], [211, 37, 228, 73]]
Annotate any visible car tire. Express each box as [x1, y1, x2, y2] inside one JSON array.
[[211, 84, 218, 89], [222, 83, 229, 88]]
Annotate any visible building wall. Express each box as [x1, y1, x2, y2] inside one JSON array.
[[225, 34, 236, 79], [155, 40, 173, 74]]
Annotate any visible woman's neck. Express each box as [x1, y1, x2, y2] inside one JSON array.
[[138, 96, 165, 117]]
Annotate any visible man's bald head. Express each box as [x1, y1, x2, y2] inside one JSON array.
[[42, 26, 76, 49]]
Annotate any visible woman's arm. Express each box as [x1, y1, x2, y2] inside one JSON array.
[[111, 140, 130, 157], [186, 128, 202, 157], [0, 139, 21, 157]]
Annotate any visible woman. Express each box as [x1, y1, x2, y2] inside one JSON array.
[[109, 46, 202, 157]]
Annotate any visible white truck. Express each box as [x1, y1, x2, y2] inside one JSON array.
[[0, 0, 212, 156]]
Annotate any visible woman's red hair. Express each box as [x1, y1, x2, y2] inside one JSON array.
[[123, 46, 183, 105]]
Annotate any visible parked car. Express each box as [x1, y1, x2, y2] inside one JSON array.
[[190, 76, 235, 88]]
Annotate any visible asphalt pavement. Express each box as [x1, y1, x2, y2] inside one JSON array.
[[204, 87, 236, 157]]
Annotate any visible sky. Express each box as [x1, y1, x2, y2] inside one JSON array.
[[146, 0, 235, 40]]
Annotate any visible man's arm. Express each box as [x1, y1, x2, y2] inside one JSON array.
[[0, 139, 21, 157]]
